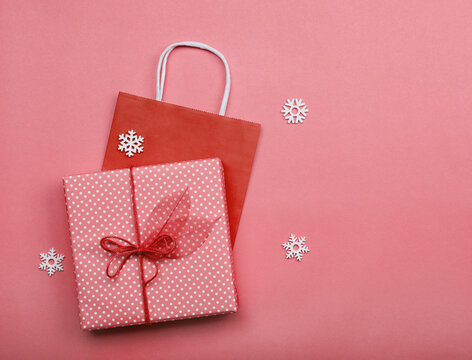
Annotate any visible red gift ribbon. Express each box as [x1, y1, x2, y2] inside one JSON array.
[[100, 235, 175, 325], [99, 168, 207, 325]]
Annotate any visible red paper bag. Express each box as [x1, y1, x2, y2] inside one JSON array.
[[103, 42, 261, 246]]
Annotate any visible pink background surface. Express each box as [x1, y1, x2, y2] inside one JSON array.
[[1, 1, 471, 359]]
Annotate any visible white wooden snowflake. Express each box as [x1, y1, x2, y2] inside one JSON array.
[[282, 234, 310, 261], [118, 130, 144, 157], [281, 98, 309, 124], [39, 248, 65, 277]]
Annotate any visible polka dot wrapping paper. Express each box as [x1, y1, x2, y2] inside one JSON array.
[[63, 158, 238, 330]]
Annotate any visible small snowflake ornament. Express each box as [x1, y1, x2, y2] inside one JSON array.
[[39, 248, 65, 277], [282, 234, 310, 261], [281, 98, 309, 124], [118, 130, 144, 157]]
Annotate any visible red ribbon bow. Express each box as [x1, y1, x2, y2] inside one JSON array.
[[100, 234, 176, 286], [99, 168, 218, 324]]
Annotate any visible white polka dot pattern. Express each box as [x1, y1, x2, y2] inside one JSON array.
[[63, 158, 238, 330]]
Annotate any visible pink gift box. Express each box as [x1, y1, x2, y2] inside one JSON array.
[[63, 158, 238, 330]]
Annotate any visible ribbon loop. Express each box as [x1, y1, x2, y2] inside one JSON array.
[[100, 234, 176, 281]]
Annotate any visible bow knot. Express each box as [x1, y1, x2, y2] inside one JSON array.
[[100, 234, 176, 286]]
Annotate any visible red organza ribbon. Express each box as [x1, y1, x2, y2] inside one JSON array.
[[100, 168, 217, 325]]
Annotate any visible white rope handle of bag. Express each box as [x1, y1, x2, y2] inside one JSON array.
[[156, 41, 231, 116]]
